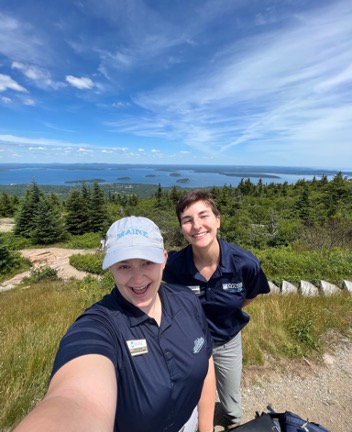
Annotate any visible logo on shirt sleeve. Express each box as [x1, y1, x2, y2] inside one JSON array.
[[193, 337, 205, 354]]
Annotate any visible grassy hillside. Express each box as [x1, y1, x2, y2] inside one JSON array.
[[1, 276, 351, 430]]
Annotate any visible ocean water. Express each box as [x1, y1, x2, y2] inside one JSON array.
[[0, 163, 350, 188]]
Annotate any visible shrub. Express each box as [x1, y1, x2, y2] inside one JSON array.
[[23, 266, 59, 283], [0, 232, 33, 250], [256, 247, 352, 285], [66, 232, 103, 249], [69, 253, 104, 275]]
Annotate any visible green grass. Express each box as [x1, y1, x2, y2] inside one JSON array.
[[1, 279, 351, 430]]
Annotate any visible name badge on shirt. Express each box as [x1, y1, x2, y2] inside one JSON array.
[[187, 285, 201, 295], [222, 282, 244, 293], [126, 339, 148, 356]]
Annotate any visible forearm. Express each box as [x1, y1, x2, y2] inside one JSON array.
[[197, 357, 216, 432], [13, 395, 113, 432]]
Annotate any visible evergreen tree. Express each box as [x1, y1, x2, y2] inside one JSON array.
[[89, 182, 109, 233], [295, 187, 312, 225], [154, 183, 165, 209], [31, 197, 67, 245], [325, 171, 350, 217], [169, 186, 182, 205], [14, 180, 44, 238], [65, 189, 90, 235], [0, 234, 16, 274], [81, 183, 91, 206], [0, 192, 15, 217], [128, 194, 139, 207], [48, 192, 61, 208]]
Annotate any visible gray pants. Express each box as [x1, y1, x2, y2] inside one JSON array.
[[212, 332, 242, 425]]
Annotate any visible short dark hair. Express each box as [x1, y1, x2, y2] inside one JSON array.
[[175, 189, 220, 224]]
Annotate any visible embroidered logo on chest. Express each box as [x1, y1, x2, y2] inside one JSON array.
[[193, 337, 205, 354]]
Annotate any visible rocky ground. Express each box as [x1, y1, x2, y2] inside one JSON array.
[[0, 247, 96, 292], [1, 220, 351, 431], [214, 337, 352, 431]]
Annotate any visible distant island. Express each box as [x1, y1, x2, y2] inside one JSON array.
[[222, 172, 281, 179], [65, 178, 106, 184], [0, 163, 351, 189]]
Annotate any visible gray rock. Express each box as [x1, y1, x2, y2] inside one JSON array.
[[300, 280, 319, 296], [0, 284, 15, 292], [342, 280, 352, 294], [281, 280, 298, 294], [268, 281, 280, 294], [320, 280, 341, 295]]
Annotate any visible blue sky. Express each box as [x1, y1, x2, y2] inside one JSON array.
[[0, 0, 351, 168]]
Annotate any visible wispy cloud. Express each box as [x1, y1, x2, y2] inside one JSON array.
[[12, 62, 64, 90], [65, 75, 95, 90], [0, 1, 351, 167], [0, 74, 27, 92], [111, 1, 352, 165], [0, 12, 48, 64]]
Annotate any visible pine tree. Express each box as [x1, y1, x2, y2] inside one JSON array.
[[0, 234, 15, 273], [65, 189, 90, 235], [31, 197, 67, 245], [89, 182, 109, 233], [14, 180, 44, 238]]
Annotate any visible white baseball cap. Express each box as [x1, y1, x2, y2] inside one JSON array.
[[102, 216, 165, 270]]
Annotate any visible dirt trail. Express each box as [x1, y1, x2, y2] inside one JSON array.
[[0, 248, 96, 291], [214, 337, 352, 431]]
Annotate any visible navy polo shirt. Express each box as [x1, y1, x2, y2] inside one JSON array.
[[163, 239, 270, 344], [51, 284, 212, 432]]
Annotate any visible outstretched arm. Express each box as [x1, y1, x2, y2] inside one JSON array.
[[197, 356, 216, 432], [13, 354, 117, 432]]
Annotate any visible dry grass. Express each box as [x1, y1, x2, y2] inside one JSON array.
[[0, 281, 94, 430], [243, 293, 352, 364]]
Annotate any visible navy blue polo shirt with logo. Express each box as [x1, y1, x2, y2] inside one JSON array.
[[51, 284, 212, 432], [163, 239, 270, 344]]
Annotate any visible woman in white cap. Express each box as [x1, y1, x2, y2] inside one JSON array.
[[14, 216, 215, 432]]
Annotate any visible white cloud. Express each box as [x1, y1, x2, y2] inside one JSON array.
[[122, 1, 352, 162], [23, 98, 35, 106], [29, 146, 45, 151], [1, 96, 12, 104], [112, 101, 130, 108], [66, 75, 94, 90], [78, 147, 92, 153], [11, 61, 64, 90], [0, 12, 48, 64], [0, 74, 27, 92], [0, 134, 91, 149]]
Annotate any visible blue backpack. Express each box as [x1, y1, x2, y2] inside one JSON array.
[[234, 406, 331, 432]]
